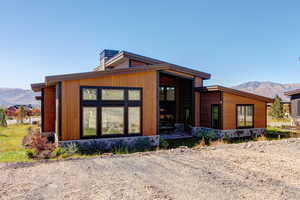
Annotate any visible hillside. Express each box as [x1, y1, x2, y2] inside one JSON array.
[[232, 81, 300, 102], [0, 88, 39, 107]]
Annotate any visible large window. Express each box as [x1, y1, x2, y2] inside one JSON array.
[[237, 104, 254, 128], [80, 87, 142, 138]]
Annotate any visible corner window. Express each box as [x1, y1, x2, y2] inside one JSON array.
[[237, 104, 254, 128], [81, 87, 142, 138]]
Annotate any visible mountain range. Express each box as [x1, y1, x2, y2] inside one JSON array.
[[0, 81, 299, 106], [0, 88, 40, 107], [232, 81, 300, 102]]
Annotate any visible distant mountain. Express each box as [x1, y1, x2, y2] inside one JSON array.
[[232, 81, 300, 102], [0, 88, 40, 107]]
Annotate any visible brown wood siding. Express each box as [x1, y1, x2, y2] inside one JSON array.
[[61, 71, 157, 141], [223, 92, 267, 130], [200, 91, 221, 128], [194, 77, 203, 126], [43, 87, 56, 132]]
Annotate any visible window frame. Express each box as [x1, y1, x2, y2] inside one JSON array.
[[159, 86, 176, 102], [236, 104, 254, 129], [80, 86, 143, 139]]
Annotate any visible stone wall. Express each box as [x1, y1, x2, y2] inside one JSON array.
[[192, 127, 265, 139], [59, 135, 160, 151]]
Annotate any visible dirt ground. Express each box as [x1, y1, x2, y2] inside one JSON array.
[[1, 138, 300, 200]]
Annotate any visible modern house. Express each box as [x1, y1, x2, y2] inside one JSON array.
[[285, 89, 300, 126], [31, 49, 273, 147]]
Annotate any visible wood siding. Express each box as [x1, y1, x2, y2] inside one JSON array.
[[61, 71, 157, 140], [43, 86, 56, 132], [223, 92, 267, 130], [200, 91, 221, 128], [194, 77, 203, 126]]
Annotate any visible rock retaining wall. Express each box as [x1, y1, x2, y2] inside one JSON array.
[[192, 127, 265, 139]]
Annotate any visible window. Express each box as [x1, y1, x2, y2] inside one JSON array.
[[128, 107, 141, 134], [81, 87, 142, 138], [159, 87, 165, 101], [128, 90, 141, 101], [102, 89, 124, 100], [82, 88, 97, 100], [160, 86, 175, 101], [237, 104, 254, 128], [166, 87, 175, 101], [82, 107, 97, 136], [102, 107, 124, 135], [211, 105, 220, 129], [297, 100, 300, 116]]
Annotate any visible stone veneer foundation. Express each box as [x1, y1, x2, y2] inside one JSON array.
[[192, 127, 265, 139], [59, 135, 160, 151]]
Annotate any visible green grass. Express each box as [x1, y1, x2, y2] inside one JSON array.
[[0, 125, 32, 162]]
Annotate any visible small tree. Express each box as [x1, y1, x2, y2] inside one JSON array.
[[270, 95, 284, 119], [16, 106, 27, 124], [0, 108, 7, 127]]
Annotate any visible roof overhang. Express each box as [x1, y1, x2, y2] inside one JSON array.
[[45, 65, 210, 85], [101, 51, 211, 80], [284, 89, 300, 96], [197, 85, 274, 103], [31, 83, 46, 92]]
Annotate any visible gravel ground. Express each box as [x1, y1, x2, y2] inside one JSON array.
[[1, 138, 300, 200]]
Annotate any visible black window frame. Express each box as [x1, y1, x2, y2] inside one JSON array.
[[236, 104, 254, 129], [80, 86, 143, 139], [211, 104, 220, 129]]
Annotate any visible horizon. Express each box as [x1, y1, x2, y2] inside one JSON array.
[[1, 1, 300, 89]]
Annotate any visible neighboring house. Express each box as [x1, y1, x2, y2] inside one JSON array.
[[31, 49, 273, 147], [285, 89, 300, 126]]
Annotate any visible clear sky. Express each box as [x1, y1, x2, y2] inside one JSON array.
[[1, 0, 300, 89]]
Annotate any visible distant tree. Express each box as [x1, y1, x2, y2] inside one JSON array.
[[270, 95, 284, 119], [16, 106, 27, 124], [0, 108, 7, 127]]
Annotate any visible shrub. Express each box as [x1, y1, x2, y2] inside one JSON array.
[[159, 138, 169, 149], [26, 132, 57, 159], [26, 149, 38, 159]]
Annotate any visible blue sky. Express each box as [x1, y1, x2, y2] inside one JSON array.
[[1, 0, 300, 89]]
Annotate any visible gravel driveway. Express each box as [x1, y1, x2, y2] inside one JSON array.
[[1, 139, 300, 200]]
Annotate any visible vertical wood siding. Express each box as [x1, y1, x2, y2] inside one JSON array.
[[200, 91, 221, 128], [61, 71, 157, 140], [223, 92, 266, 130], [43, 86, 56, 132], [194, 77, 203, 126]]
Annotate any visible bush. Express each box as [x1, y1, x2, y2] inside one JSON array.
[[0, 108, 7, 127], [25, 129, 57, 159], [159, 138, 169, 149], [26, 149, 38, 159]]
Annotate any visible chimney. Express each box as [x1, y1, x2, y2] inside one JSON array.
[[98, 49, 119, 71]]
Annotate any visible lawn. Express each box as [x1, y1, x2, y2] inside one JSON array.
[[0, 125, 32, 162]]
